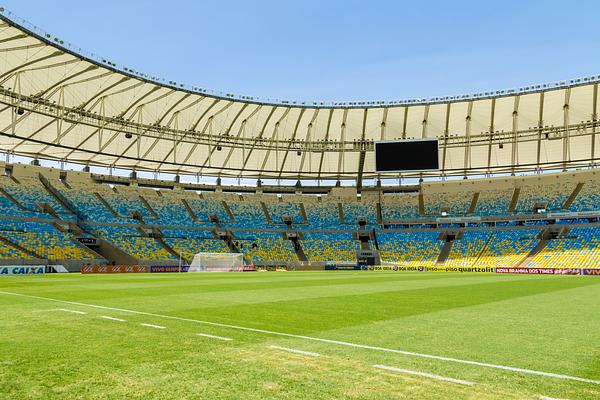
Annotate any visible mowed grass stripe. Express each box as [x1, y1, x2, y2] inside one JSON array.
[[1, 289, 599, 386], [374, 364, 475, 386], [165, 276, 599, 333], [0, 273, 542, 304]]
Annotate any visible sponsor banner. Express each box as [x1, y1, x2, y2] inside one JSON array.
[[426, 266, 495, 273], [0, 266, 45, 275], [150, 265, 189, 273], [370, 265, 425, 272], [552, 269, 582, 275], [496, 267, 582, 275], [370, 265, 494, 273], [582, 269, 600, 276], [325, 265, 361, 271], [81, 265, 148, 274]]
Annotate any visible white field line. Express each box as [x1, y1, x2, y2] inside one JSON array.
[[2, 290, 599, 386], [196, 333, 233, 341], [269, 345, 320, 357], [374, 364, 474, 386], [99, 315, 126, 322], [57, 308, 87, 315], [140, 323, 166, 329], [540, 397, 564, 400]]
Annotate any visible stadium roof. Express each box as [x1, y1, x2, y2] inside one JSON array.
[[0, 7, 599, 181]]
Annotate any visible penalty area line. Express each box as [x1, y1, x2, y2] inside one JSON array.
[[196, 333, 233, 341], [99, 315, 126, 322], [269, 345, 320, 357], [374, 364, 474, 386], [1, 290, 599, 386], [57, 308, 87, 315], [140, 323, 166, 329]]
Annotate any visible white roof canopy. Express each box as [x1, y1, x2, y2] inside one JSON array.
[[0, 10, 598, 180]]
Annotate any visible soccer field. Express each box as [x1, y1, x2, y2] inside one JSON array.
[[1, 272, 599, 400]]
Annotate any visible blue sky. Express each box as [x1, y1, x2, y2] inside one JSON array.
[[2, 0, 600, 103]]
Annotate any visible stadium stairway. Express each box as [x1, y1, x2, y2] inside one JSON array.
[[289, 234, 307, 262], [469, 230, 496, 266], [222, 201, 235, 223], [376, 202, 383, 224], [139, 196, 160, 219], [260, 202, 273, 224], [38, 174, 77, 217], [467, 192, 480, 214], [513, 226, 565, 267], [508, 188, 521, 212], [222, 232, 250, 264], [418, 192, 425, 215], [135, 224, 186, 263], [338, 203, 345, 224], [298, 203, 309, 224], [0, 186, 27, 212], [95, 193, 121, 218], [436, 236, 454, 265], [49, 221, 105, 260], [181, 198, 200, 222], [562, 182, 584, 209], [0, 232, 43, 259], [154, 231, 188, 263], [84, 236, 139, 265], [515, 239, 549, 267], [36, 175, 119, 263]]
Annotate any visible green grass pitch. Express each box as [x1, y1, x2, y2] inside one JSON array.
[[1, 271, 599, 399]]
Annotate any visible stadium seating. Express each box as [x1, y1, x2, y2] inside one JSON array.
[[0, 164, 597, 270], [234, 231, 297, 263], [267, 201, 304, 224], [569, 179, 600, 212], [144, 193, 197, 226], [304, 203, 341, 229], [162, 228, 228, 259], [381, 194, 420, 220], [226, 200, 268, 229], [524, 227, 600, 269], [444, 231, 492, 267], [56, 181, 128, 223], [188, 197, 231, 223], [423, 190, 475, 216], [476, 229, 540, 268], [303, 232, 357, 262], [476, 188, 514, 216], [91, 225, 174, 261], [0, 175, 69, 216], [0, 241, 31, 259], [378, 231, 442, 267], [516, 181, 574, 213], [166, 238, 230, 260], [343, 202, 378, 225], [0, 220, 94, 260]]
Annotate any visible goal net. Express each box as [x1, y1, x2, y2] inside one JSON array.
[[188, 252, 245, 272]]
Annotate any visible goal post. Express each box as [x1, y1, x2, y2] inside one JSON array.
[[188, 252, 245, 272]]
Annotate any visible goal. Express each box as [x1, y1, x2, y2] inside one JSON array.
[[188, 252, 245, 272]]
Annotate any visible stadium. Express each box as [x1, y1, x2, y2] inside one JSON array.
[[0, 3, 599, 400]]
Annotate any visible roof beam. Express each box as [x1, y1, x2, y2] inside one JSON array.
[[238, 106, 277, 175], [316, 108, 335, 180], [258, 107, 291, 174], [277, 108, 306, 179], [0, 50, 63, 84]]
